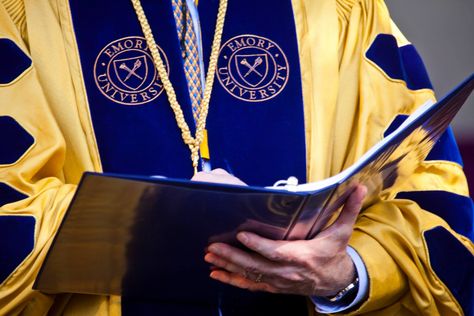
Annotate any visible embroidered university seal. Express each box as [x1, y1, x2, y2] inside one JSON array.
[[216, 34, 289, 102], [94, 36, 169, 105]]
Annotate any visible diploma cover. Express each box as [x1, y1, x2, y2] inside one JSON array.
[[34, 73, 474, 300]]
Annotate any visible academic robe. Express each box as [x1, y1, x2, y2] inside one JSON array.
[[0, 0, 472, 315]]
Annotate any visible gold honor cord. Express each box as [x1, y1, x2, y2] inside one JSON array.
[[131, 0, 228, 174]]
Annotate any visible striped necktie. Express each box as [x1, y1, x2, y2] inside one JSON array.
[[171, 0, 203, 122]]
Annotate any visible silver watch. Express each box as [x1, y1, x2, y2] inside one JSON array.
[[326, 277, 359, 303]]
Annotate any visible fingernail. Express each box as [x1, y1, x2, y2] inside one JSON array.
[[204, 253, 212, 263], [237, 232, 248, 243], [208, 244, 221, 255], [361, 185, 368, 196]]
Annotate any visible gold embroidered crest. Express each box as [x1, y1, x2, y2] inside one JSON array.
[[216, 34, 289, 102], [94, 36, 169, 105]]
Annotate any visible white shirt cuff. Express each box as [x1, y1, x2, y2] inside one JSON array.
[[310, 246, 369, 313]]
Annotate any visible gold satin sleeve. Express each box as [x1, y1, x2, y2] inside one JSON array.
[[0, 2, 73, 314], [294, 0, 473, 315], [0, 1, 119, 315]]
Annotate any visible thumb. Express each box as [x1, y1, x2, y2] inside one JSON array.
[[323, 185, 367, 242]]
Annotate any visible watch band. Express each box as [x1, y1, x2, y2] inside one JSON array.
[[326, 277, 359, 303]]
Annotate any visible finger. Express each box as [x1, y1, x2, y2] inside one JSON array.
[[236, 232, 292, 262], [205, 252, 246, 277], [191, 170, 247, 185], [207, 242, 277, 275], [210, 270, 279, 293], [325, 185, 367, 241], [210, 168, 229, 175], [191, 171, 210, 182], [206, 253, 271, 284]]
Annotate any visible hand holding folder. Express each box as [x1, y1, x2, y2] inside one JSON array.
[[34, 73, 474, 300], [204, 184, 367, 297]]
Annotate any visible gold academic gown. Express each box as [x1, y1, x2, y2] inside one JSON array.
[[0, 0, 472, 315]]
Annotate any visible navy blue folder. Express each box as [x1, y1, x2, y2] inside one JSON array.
[[34, 73, 473, 301]]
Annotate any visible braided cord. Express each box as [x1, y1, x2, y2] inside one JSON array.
[[130, 0, 228, 173]]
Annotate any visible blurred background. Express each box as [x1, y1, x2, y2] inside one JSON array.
[[386, 0, 474, 194]]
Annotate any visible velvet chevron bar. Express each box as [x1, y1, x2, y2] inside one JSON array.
[[0, 39, 31, 85], [366, 34, 432, 91], [0, 116, 34, 165], [397, 191, 474, 240], [0, 183, 27, 207], [384, 115, 463, 165], [0, 216, 35, 283], [424, 226, 474, 316]]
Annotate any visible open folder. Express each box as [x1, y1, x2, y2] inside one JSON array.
[[34, 73, 474, 300]]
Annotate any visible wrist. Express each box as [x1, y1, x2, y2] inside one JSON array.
[[327, 252, 357, 296], [323, 250, 360, 303], [325, 275, 359, 303], [311, 247, 369, 313], [312, 251, 357, 297]]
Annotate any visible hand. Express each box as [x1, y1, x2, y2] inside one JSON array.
[[204, 185, 367, 297], [191, 168, 247, 186]]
